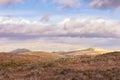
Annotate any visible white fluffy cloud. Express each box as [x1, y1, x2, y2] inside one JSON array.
[[0, 16, 120, 51], [0, 17, 120, 39]]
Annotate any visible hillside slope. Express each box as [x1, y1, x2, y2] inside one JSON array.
[[0, 51, 119, 80], [66, 48, 109, 56], [23, 51, 64, 60]]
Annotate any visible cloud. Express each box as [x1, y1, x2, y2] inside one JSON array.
[[43, 0, 120, 10], [41, 0, 82, 10], [0, 10, 37, 16], [90, 0, 120, 9], [40, 13, 52, 22], [0, 40, 83, 52], [0, 17, 120, 40], [1, 0, 119, 10], [0, 0, 22, 6], [0, 17, 120, 51], [53, 0, 81, 10]]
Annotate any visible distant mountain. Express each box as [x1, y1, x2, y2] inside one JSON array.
[[10, 49, 31, 54]]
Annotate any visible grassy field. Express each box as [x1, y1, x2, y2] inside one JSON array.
[[0, 51, 119, 80]]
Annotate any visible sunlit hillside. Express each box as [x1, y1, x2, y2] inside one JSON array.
[[64, 48, 110, 56], [23, 51, 64, 60]]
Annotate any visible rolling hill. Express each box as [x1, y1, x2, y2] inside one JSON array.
[[23, 51, 64, 60], [65, 48, 109, 56]]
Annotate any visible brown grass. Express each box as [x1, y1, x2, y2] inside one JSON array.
[[0, 51, 119, 80]]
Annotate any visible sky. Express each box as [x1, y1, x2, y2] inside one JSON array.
[[0, 0, 120, 52]]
